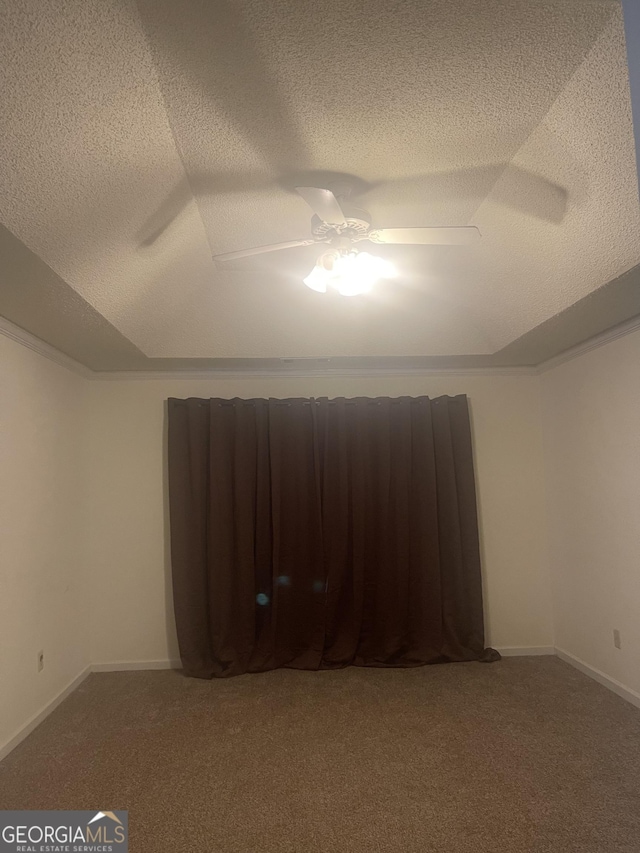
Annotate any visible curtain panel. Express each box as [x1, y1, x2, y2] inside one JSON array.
[[167, 395, 491, 678]]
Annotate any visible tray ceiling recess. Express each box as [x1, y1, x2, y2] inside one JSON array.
[[1, 0, 639, 371]]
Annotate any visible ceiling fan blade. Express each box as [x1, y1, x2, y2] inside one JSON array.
[[213, 238, 318, 263], [368, 226, 481, 245], [295, 186, 347, 226], [359, 165, 567, 224]]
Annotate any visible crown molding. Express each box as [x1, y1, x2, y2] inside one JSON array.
[[0, 315, 93, 378], [91, 365, 537, 380], [536, 314, 640, 374]]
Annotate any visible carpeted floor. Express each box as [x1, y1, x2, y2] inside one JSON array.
[[1, 657, 639, 852]]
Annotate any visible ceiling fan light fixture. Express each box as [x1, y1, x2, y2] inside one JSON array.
[[359, 252, 397, 279], [302, 261, 329, 292], [303, 250, 396, 297], [212, 184, 481, 267], [334, 253, 374, 296]]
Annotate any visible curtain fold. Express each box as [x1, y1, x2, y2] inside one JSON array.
[[168, 395, 490, 678]]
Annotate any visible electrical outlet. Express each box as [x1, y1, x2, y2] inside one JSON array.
[[37, 649, 44, 672], [613, 629, 622, 650]]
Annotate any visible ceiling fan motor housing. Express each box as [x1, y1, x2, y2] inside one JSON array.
[[311, 203, 372, 240]]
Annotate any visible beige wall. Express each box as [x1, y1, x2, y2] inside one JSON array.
[[541, 328, 640, 697], [86, 373, 554, 665], [6, 318, 639, 744], [0, 332, 558, 753], [0, 334, 89, 753]]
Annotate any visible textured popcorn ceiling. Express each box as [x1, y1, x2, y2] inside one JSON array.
[[1, 0, 639, 366]]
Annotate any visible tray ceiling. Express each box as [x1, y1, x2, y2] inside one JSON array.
[[1, 0, 639, 370]]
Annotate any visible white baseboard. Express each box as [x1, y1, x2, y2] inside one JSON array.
[[496, 646, 555, 656], [554, 648, 640, 710], [0, 661, 181, 763], [4, 651, 637, 764], [0, 666, 91, 763], [91, 659, 182, 672]]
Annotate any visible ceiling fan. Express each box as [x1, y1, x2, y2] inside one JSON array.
[[212, 184, 480, 295]]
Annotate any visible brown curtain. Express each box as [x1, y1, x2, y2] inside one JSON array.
[[168, 395, 493, 678]]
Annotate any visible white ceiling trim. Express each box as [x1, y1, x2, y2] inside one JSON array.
[[91, 366, 537, 380], [0, 315, 92, 379], [536, 313, 640, 373]]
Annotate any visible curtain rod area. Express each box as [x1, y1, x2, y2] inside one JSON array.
[[169, 396, 458, 407]]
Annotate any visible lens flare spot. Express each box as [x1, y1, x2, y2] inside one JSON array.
[[256, 593, 270, 606]]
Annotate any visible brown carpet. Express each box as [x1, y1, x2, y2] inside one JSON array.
[[1, 657, 639, 852]]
